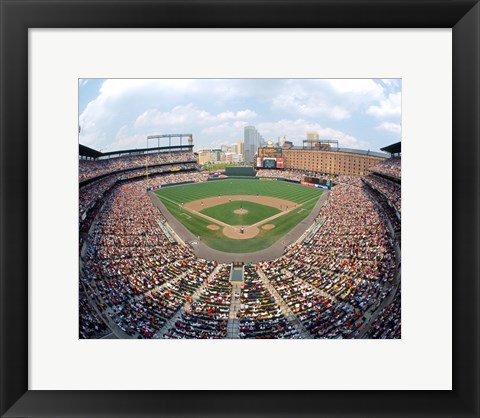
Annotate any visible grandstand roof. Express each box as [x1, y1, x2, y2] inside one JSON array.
[[79, 144, 193, 159], [79, 144, 102, 159], [381, 142, 401, 155], [289, 146, 388, 158]]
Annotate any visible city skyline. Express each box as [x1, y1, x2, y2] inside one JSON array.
[[79, 79, 401, 153]]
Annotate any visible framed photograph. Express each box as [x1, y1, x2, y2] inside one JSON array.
[[1, 0, 478, 417], [78, 77, 401, 342]]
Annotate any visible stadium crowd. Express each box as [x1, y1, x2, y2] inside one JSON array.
[[259, 260, 363, 338], [363, 173, 401, 214], [369, 157, 401, 179], [288, 177, 396, 279], [256, 169, 303, 181], [79, 167, 207, 228], [256, 168, 332, 182], [164, 265, 233, 338], [366, 186, 401, 234], [120, 163, 199, 181], [147, 170, 210, 188], [80, 151, 400, 339], [276, 176, 399, 337], [79, 285, 110, 339], [80, 176, 117, 224], [82, 180, 217, 338], [367, 291, 401, 338], [79, 150, 196, 181], [238, 266, 300, 339]]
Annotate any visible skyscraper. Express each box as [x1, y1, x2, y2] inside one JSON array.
[[244, 126, 264, 163], [238, 140, 244, 156]]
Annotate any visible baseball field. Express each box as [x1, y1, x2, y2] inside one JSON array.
[[155, 179, 323, 253]]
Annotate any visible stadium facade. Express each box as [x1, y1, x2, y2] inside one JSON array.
[[256, 141, 387, 176], [282, 147, 386, 176]]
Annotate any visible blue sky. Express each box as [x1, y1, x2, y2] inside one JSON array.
[[79, 79, 401, 152]]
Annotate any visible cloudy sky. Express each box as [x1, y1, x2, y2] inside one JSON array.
[[79, 79, 401, 152]]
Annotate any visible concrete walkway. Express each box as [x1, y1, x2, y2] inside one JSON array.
[[226, 283, 243, 339], [154, 265, 222, 338], [256, 268, 312, 339]]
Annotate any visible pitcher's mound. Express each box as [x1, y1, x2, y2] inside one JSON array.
[[262, 224, 275, 230], [223, 225, 259, 239], [207, 224, 220, 230], [233, 209, 248, 215]]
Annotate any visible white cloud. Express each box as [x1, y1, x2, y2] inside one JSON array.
[[376, 122, 402, 134], [272, 93, 351, 120], [328, 79, 384, 98], [99, 79, 195, 97], [381, 79, 395, 86], [202, 121, 246, 135], [256, 118, 365, 148], [367, 92, 401, 119], [134, 105, 207, 129], [271, 79, 386, 121], [79, 78, 400, 151], [109, 133, 146, 151], [217, 110, 257, 120], [316, 127, 364, 148], [135, 104, 256, 130]]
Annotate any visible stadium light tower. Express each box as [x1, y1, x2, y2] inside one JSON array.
[[145, 154, 149, 185], [147, 133, 193, 149]]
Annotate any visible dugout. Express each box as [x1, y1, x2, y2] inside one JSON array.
[[225, 166, 255, 176]]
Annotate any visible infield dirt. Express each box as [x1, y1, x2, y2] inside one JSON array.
[[182, 194, 297, 240], [184, 194, 295, 212]]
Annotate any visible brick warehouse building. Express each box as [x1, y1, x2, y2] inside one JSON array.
[[281, 147, 387, 176]]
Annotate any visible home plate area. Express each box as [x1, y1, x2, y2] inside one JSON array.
[[182, 195, 298, 240]]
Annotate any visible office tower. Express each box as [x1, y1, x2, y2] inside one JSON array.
[[244, 126, 264, 163], [197, 149, 212, 165], [237, 140, 244, 158]]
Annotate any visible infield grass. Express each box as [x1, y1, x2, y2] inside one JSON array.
[[200, 201, 281, 226], [155, 179, 322, 253]]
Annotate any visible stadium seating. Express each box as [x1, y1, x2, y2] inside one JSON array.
[[237, 265, 300, 339], [79, 150, 196, 181], [80, 151, 401, 339], [369, 156, 401, 179], [164, 265, 233, 339], [366, 290, 401, 338], [363, 173, 401, 214]]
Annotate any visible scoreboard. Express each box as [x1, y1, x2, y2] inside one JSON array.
[[256, 148, 284, 169], [256, 147, 284, 169], [303, 176, 320, 184], [256, 156, 285, 169], [258, 147, 283, 158], [263, 158, 277, 168]]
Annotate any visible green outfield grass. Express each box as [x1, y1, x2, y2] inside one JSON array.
[[200, 200, 281, 226], [155, 179, 322, 253]]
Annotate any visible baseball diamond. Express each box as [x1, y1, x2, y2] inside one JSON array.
[[155, 179, 323, 253]]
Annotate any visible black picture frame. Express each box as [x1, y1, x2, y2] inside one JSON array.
[[1, 0, 479, 417]]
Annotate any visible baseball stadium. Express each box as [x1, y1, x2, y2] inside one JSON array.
[[79, 136, 401, 339]]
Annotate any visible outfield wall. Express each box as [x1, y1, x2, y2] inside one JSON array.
[[155, 180, 196, 188], [207, 176, 301, 184], [224, 166, 256, 176]]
